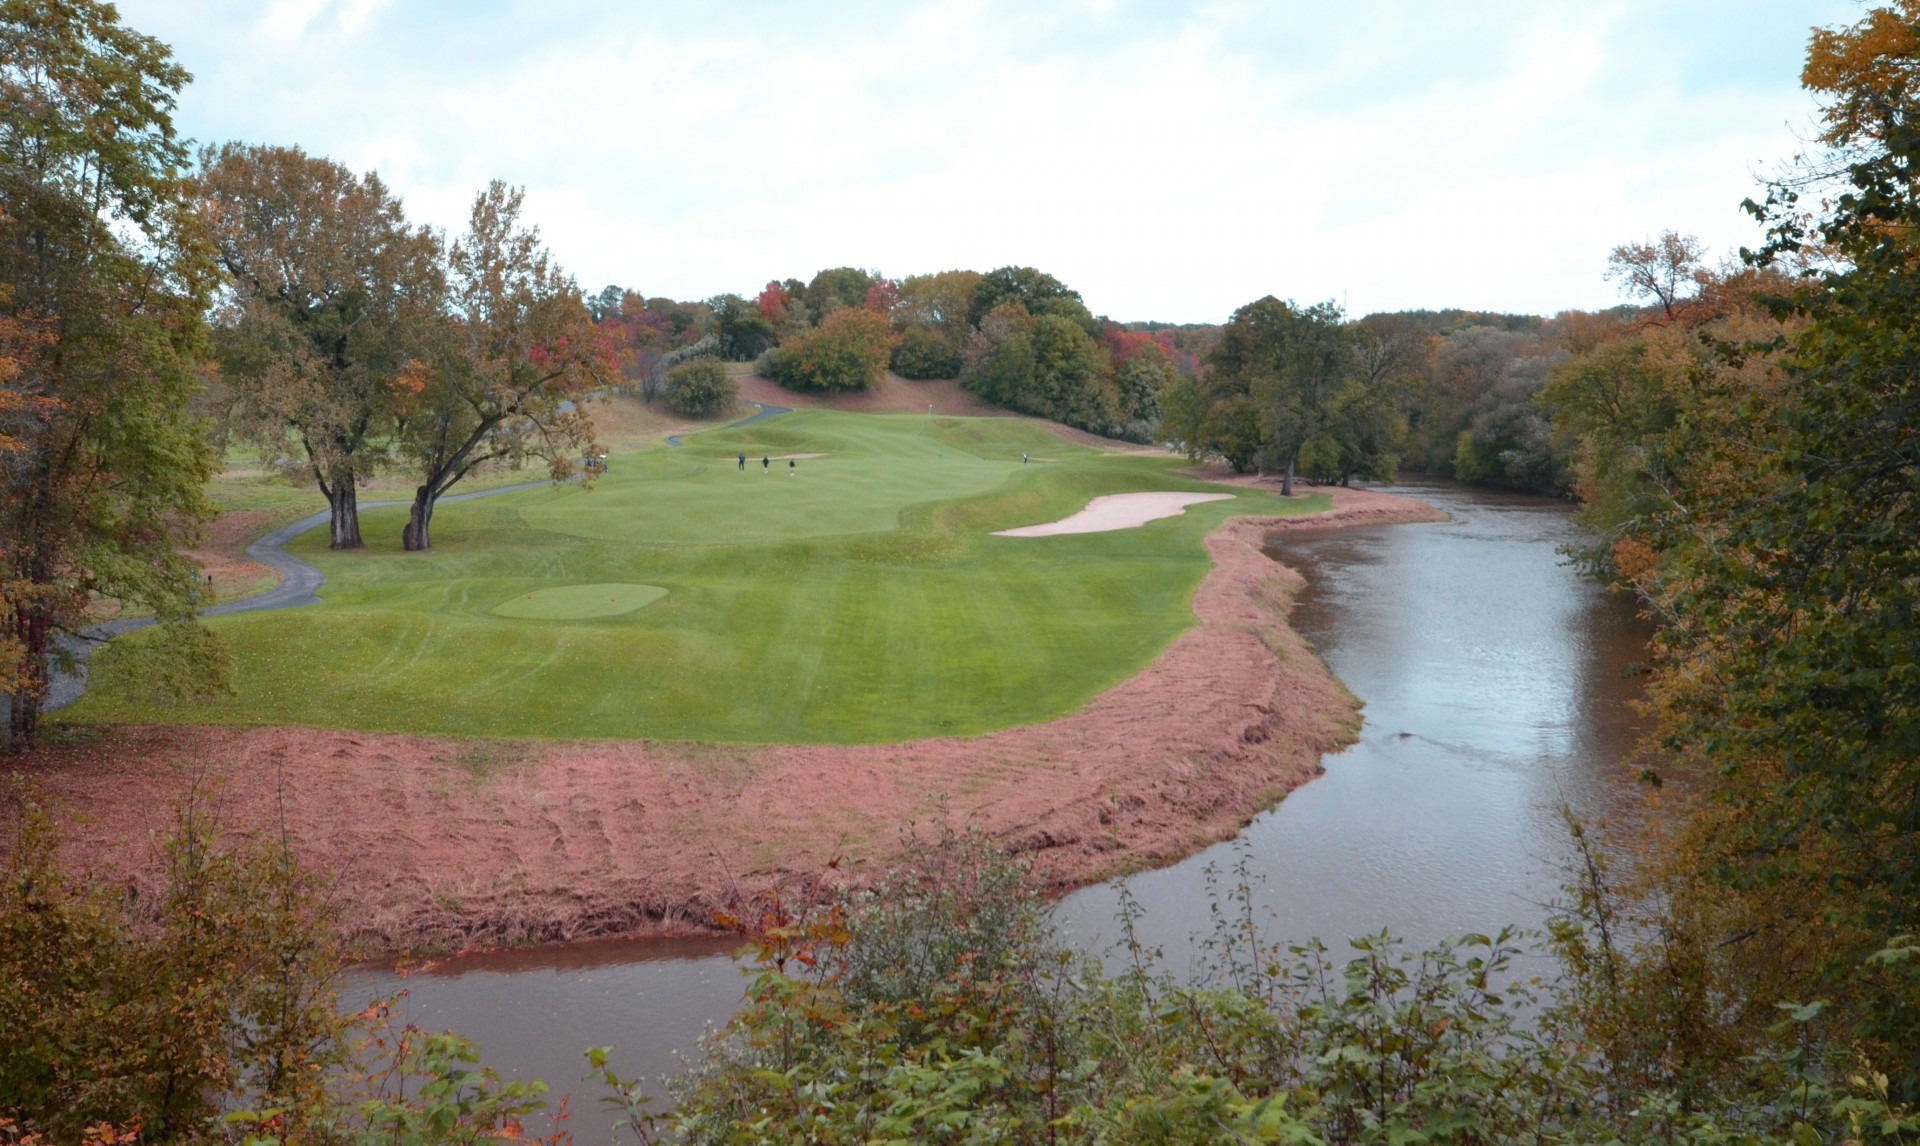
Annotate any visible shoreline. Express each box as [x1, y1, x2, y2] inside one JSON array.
[[8, 485, 1446, 957]]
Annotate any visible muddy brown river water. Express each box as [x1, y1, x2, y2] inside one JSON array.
[[345, 479, 1655, 1131]]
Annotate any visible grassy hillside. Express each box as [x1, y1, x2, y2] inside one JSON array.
[[72, 411, 1324, 742]]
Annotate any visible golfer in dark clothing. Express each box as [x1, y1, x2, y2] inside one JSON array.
[[761, 456, 770, 472], [738, 453, 746, 471], [788, 459, 796, 476]]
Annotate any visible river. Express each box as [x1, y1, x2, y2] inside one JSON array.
[[345, 479, 1654, 1129]]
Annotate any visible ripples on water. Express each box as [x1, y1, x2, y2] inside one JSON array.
[[340, 479, 1655, 1129], [1056, 479, 1654, 969]]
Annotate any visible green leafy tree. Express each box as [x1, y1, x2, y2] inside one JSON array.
[[1109, 337, 1178, 442], [1449, 350, 1568, 492], [709, 291, 776, 360], [0, 0, 224, 749], [663, 356, 735, 417], [801, 266, 878, 321], [889, 324, 964, 379], [961, 305, 1119, 433], [1208, 297, 1352, 494], [968, 264, 1095, 331], [1405, 325, 1535, 474], [1202, 393, 1266, 473]]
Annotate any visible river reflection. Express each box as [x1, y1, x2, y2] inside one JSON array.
[[344, 935, 744, 1119], [1055, 479, 1655, 971], [339, 479, 1653, 1132]]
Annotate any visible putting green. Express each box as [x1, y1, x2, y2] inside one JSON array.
[[70, 409, 1330, 743], [492, 583, 667, 620]]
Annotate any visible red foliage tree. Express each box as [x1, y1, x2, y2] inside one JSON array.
[[756, 280, 789, 327], [863, 278, 901, 318]]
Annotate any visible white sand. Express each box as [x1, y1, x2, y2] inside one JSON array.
[[992, 492, 1235, 537]]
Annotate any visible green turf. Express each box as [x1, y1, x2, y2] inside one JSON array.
[[72, 410, 1328, 743], [492, 583, 668, 620]]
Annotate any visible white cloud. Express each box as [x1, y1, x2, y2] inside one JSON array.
[[122, 0, 1859, 321], [258, 0, 329, 40]]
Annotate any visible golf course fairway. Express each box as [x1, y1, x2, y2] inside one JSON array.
[[70, 410, 1328, 743]]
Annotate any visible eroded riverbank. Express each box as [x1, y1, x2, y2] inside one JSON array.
[[335, 480, 1655, 1130], [10, 486, 1443, 954]]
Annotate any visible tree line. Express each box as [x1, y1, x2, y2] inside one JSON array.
[[2, 4, 608, 746]]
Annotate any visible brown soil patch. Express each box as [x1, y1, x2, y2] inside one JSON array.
[[10, 487, 1445, 956], [184, 510, 279, 606], [584, 391, 742, 452], [733, 366, 1004, 418], [732, 366, 1167, 453]]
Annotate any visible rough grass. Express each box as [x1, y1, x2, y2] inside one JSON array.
[[73, 410, 1328, 743]]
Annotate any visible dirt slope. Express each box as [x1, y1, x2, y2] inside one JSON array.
[[11, 487, 1445, 954]]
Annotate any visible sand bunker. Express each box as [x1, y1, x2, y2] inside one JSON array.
[[491, 583, 667, 620], [993, 492, 1235, 537]]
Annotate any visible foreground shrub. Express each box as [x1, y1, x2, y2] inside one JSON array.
[[764, 307, 893, 392], [638, 832, 1920, 1146], [663, 358, 736, 418], [0, 784, 562, 1145], [0, 786, 346, 1142]]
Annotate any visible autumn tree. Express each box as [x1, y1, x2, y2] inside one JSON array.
[[862, 277, 900, 317], [393, 182, 603, 551], [764, 305, 893, 392], [1607, 230, 1706, 321], [1, 0, 224, 748], [195, 143, 442, 549], [1103, 326, 1178, 441], [1620, 0, 1920, 1079], [890, 269, 979, 379], [595, 289, 674, 400], [754, 279, 789, 328]]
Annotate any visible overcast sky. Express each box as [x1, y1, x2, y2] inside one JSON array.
[[118, 0, 1860, 323]]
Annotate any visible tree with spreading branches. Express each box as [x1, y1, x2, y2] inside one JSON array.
[[393, 182, 603, 552]]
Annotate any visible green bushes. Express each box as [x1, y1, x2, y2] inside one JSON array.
[[664, 357, 736, 417], [642, 831, 1920, 1145], [890, 325, 964, 379]]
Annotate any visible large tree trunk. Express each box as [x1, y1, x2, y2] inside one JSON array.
[[1282, 452, 1297, 497], [402, 487, 435, 551], [7, 605, 47, 751], [327, 480, 363, 549]]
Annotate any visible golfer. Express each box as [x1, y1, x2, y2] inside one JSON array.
[[738, 453, 746, 471], [1023, 452, 1029, 464], [761, 456, 769, 472], [789, 459, 796, 476]]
